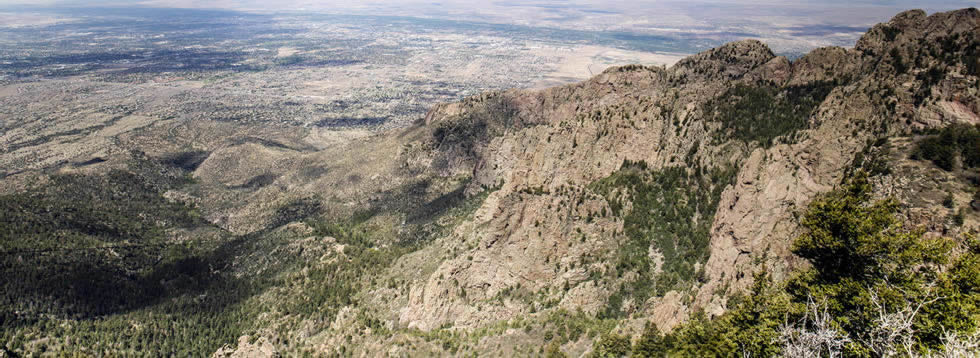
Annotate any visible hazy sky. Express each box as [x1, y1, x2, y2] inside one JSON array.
[[0, 0, 976, 52], [108, 0, 976, 33], [2, 0, 976, 14], [2, 1, 976, 23]]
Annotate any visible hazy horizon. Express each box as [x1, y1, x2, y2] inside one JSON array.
[[1, 0, 975, 55]]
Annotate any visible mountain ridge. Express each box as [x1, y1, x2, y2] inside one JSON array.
[[394, 6, 979, 336], [1, 7, 978, 357]]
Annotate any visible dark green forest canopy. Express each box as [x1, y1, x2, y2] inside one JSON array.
[[708, 81, 837, 147], [589, 161, 736, 319], [912, 123, 980, 172]]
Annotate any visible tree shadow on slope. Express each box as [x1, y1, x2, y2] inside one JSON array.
[[0, 230, 285, 355], [0, 154, 266, 329], [429, 93, 521, 173]]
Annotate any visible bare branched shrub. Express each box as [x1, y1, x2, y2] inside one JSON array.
[[932, 329, 980, 358], [862, 285, 942, 357], [779, 296, 850, 358]]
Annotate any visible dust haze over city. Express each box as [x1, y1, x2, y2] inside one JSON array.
[[1, 0, 980, 356]]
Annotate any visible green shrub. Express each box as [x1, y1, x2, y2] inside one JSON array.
[[953, 208, 966, 226], [630, 323, 667, 358], [545, 340, 568, 358], [634, 272, 790, 358], [591, 333, 631, 358], [913, 123, 980, 171], [641, 172, 980, 356], [944, 191, 956, 209], [880, 25, 902, 42], [891, 48, 908, 74], [849, 138, 892, 177]]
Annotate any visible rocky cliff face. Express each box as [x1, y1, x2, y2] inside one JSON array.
[[392, 8, 980, 336], [195, 8, 980, 357]]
